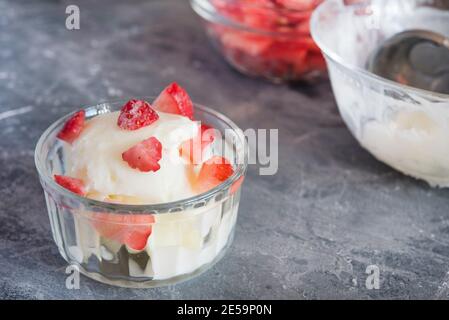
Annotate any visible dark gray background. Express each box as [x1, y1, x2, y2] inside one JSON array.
[[1, 0, 449, 299]]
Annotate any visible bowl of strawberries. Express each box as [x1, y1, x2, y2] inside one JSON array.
[[191, 0, 327, 82]]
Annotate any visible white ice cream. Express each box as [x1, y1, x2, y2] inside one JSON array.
[[67, 111, 199, 203], [361, 109, 449, 186]]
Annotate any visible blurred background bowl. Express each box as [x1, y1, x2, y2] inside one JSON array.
[[191, 0, 327, 82], [311, 0, 449, 187]]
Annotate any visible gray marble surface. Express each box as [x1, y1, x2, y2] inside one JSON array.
[[1, 0, 449, 300]]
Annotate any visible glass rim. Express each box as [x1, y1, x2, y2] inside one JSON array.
[[310, 0, 449, 101], [190, 0, 317, 37], [35, 99, 248, 214]]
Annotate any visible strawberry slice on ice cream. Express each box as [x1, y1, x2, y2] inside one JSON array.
[[194, 156, 235, 193], [57, 110, 85, 144], [180, 124, 216, 164], [122, 137, 162, 172], [117, 99, 159, 131], [153, 82, 194, 120], [54, 175, 86, 196], [90, 213, 155, 251]]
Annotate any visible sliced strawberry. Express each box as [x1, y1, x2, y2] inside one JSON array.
[[90, 213, 155, 251], [57, 110, 85, 144], [263, 41, 308, 62], [122, 137, 162, 172], [305, 52, 327, 72], [214, 0, 282, 31], [180, 124, 216, 164], [241, 6, 279, 31], [153, 82, 194, 120], [54, 175, 86, 196], [294, 18, 311, 35], [220, 30, 273, 56], [194, 156, 235, 193], [117, 99, 159, 131], [276, 11, 312, 34]]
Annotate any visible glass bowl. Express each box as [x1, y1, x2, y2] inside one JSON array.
[[191, 0, 327, 82], [35, 101, 248, 288], [311, 0, 449, 187]]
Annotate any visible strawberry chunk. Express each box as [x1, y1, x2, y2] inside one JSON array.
[[194, 156, 235, 193], [220, 30, 273, 56], [214, 0, 279, 31], [180, 124, 216, 164], [54, 175, 86, 196], [122, 137, 162, 172], [153, 82, 194, 120], [57, 110, 85, 144], [117, 99, 159, 131], [90, 213, 155, 251], [305, 52, 327, 72], [262, 41, 308, 68]]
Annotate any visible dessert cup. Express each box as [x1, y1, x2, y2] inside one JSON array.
[[35, 101, 247, 288]]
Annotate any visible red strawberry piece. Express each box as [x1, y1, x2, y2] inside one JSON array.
[[152, 82, 194, 120], [276, 11, 312, 33], [305, 52, 327, 72], [306, 38, 322, 53], [220, 30, 273, 56], [218, 0, 279, 31], [90, 213, 155, 251], [57, 110, 85, 144], [241, 6, 279, 31], [122, 137, 162, 172], [117, 99, 159, 131], [263, 41, 308, 62], [180, 124, 216, 164], [294, 19, 311, 35], [194, 156, 235, 193], [259, 41, 307, 74], [54, 175, 86, 196]]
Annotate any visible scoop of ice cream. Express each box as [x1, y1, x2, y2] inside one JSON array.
[[66, 111, 199, 204]]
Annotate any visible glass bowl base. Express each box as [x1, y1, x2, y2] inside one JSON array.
[[61, 229, 235, 288]]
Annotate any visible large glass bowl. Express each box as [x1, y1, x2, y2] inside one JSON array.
[[311, 0, 449, 187], [35, 101, 248, 288], [191, 0, 327, 82]]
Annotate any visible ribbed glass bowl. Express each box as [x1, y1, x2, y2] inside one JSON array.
[[35, 101, 248, 288]]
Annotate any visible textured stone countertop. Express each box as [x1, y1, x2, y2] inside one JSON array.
[[1, 0, 449, 300]]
